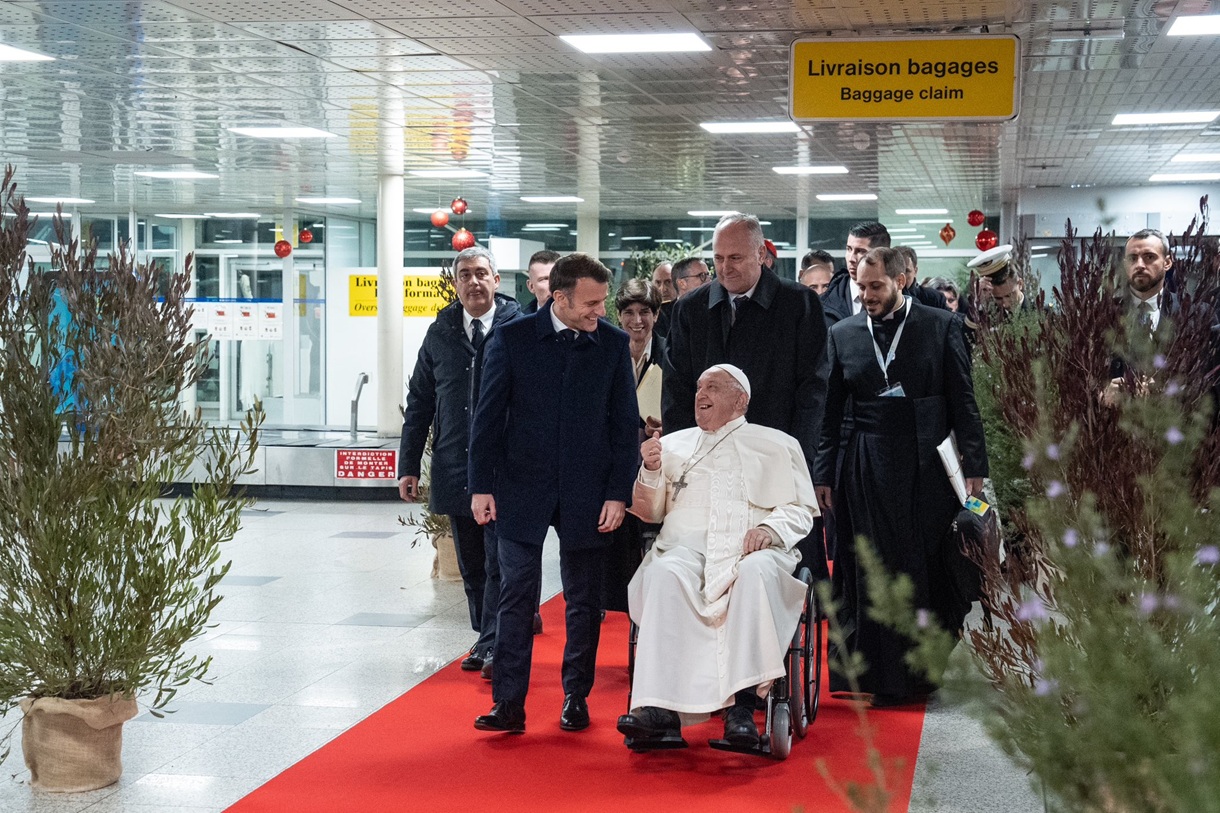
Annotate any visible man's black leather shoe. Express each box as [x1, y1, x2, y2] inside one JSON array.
[[474, 701, 526, 733], [723, 703, 759, 748], [480, 657, 493, 681], [460, 646, 484, 671], [559, 694, 589, 731], [617, 706, 681, 739]]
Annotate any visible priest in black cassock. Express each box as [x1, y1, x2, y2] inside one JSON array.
[[813, 246, 988, 707]]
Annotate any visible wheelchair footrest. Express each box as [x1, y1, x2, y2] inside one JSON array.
[[708, 738, 772, 758], [625, 734, 689, 752]]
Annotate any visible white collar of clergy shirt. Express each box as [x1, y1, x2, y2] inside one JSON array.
[[704, 414, 747, 440], [463, 305, 495, 342]]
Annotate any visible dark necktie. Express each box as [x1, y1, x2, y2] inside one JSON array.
[[1137, 300, 1154, 331], [560, 328, 578, 342], [731, 295, 749, 326], [470, 318, 485, 349]]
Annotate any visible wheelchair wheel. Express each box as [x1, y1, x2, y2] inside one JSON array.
[[805, 592, 823, 727], [791, 622, 808, 740], [769, 701, 793, 760], [792, 655, 807, 739]]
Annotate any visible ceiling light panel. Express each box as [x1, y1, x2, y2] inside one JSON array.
[[1112, 112, 1220, 125], [1167, 15, 1220, 36], [1149, 172, 1220, 181], [559, 32, 710, 53], [700, 121, 799, 134]]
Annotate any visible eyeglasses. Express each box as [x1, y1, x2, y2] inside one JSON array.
[[679, 272, 711, 283]]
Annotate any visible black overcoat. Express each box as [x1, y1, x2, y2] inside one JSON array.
[[468, 301, 639, 549], [398, 294, 520, 517], [662, 265, 828, 469]]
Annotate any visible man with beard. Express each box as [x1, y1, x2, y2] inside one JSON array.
[[823, 223, 948, 326], [814, 247, 988, 707], [1107, 229, 1220, 412]]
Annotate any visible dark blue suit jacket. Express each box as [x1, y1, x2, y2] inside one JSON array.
[[468, 301, 639, 549]]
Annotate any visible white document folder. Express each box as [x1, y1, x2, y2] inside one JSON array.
[[937, 433, 969, 505]]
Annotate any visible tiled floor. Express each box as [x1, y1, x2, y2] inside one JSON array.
[[0, 499, 1043, 813]]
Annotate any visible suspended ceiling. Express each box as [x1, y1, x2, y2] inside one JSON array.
[[0, 0, 1217, 223]]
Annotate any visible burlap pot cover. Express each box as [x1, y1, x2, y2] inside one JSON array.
[[20, 694, 138, 792], [431, 532, 463, 582]]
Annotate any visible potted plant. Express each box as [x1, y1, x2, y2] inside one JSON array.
[[0, 169, 261, 792]]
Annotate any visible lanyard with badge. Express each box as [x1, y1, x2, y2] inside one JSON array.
[[866, 296, 910, 397]]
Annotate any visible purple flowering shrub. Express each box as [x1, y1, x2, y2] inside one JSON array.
[[970, 201, 1220, 811]]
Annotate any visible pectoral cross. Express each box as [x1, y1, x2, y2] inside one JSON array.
[[672, 474, 688, 498]]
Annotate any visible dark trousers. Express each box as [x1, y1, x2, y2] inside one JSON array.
[[449, 515, 489, 644], [478, 520, 501, 656], [492, 534, 605, 706]]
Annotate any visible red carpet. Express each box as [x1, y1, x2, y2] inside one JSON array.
[[227, 596, 925, 813]]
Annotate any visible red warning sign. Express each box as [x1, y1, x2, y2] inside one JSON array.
[[335, 449, 397, 480]]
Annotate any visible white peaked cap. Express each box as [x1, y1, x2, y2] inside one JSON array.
[[707, 363, 751, 397], [966, 244, 1014, 276]]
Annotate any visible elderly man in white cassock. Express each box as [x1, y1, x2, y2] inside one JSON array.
[[617, 364, 817, 749]]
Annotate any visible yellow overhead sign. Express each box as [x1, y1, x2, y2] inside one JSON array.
[[348, 275, 451, 317], [789, 36, 1020, 122]]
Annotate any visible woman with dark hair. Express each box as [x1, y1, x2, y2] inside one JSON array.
[[602, 278, 668, 613], [615, 278, 667, 429]]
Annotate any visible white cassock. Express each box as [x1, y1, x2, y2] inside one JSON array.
[[626, 415, 818, 714]]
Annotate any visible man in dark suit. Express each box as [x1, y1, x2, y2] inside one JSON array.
[[663, 212, 829, 576], [398, 246, 520, 673], [814, 246, 988, 707], [823, 222, 947, 326], [1108, 228, 1220, 406], [469, 253, 639, 734], [521, 249, 560, 314]]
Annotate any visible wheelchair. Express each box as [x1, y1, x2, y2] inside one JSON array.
[[624, 565, 823, 760]]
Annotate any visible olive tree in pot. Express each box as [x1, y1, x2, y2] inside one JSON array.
[[0, 169, 262, 792]]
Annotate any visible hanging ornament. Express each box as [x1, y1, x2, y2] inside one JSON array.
[[975, 229, 998, 252], [298, 228, 313, 244], [939, 222, 956, 246], [274, 239, 293, 258], [451, 228, 475, 251], [450, 196, 468, 215], [430, 209, 450, 228], [967, 209, 986, 227]]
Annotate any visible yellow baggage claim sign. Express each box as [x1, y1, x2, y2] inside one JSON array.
[[789, 36, 1020, 122], [349, 275, 450, 317]]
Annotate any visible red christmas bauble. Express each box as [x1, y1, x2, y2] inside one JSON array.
[[430, 209, 450, 228], [939, 223, 956, 246], [975, 229, 998, 251], [450, 197, 468, 215], [967, 209, 986, 227], [451, 228, 475, 251], [299, 229, 313, 244], [274, 239, 293, 258]]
